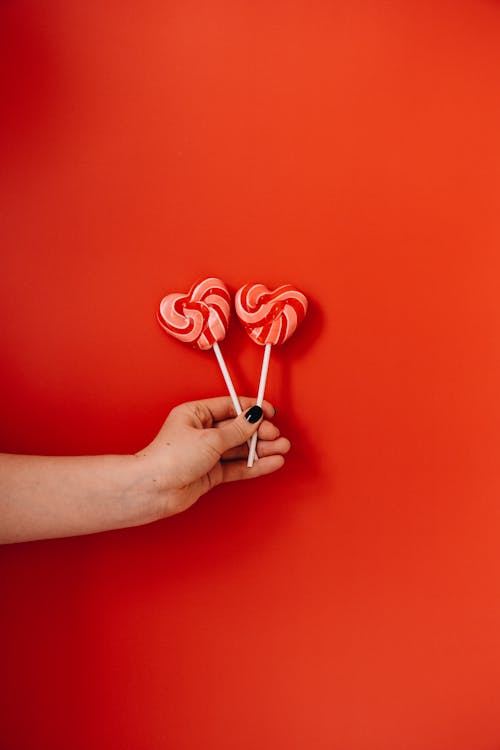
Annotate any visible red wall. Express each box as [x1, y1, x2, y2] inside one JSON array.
[[2, 1, 500, 747]]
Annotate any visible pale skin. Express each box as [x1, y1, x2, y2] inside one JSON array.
[[0, 396, 290, 544]]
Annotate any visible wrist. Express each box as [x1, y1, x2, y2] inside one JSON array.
[[125, 451, 173, 526]]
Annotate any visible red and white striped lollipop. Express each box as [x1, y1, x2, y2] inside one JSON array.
[[158, 278, 243, 419], [235, 283, 308, 466], [235, 283, 308, 346], [158, 277, 230, 351]]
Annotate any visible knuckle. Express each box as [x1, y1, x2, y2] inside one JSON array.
[[202, 431, 223, 459], [232, 420, 249, 445], [193, 404, 208, 426]]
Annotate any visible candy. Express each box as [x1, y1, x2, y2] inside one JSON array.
[[235, 283, 308, 346], [235, 283, 308, 467], [157, 277, 255, 455], [158, 277, 230, 351]]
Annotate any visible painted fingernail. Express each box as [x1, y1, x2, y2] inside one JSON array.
[[245, 405, 263, 423], [273, 406, 277, 417]]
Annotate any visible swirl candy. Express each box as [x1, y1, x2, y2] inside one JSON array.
[[234, 283, 308, 346], [158, 277, 230, 351], [235, 282, 308, 467]]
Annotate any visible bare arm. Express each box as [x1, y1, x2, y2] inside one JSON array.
[[0, 452, 151, 543], [0, 396, 290, 544]]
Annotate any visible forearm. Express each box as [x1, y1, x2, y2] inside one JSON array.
[[0, 453, 156, 544]]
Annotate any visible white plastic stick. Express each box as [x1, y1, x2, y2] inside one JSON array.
[[213, 342, 256, 458], [212, 342, 242, 416], [247, 343, 272, 468]]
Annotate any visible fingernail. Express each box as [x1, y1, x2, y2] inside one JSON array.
[[273, 406, 277, 417], [245, 405, 263, 423]]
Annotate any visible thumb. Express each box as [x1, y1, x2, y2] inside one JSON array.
[[212, 405, 263, 454]]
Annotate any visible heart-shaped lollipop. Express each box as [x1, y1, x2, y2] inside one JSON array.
[[235, 283, 308, 466], [158, 278, 245, 424], [235, 283, 308, 346], [158, 277, 230, 351]]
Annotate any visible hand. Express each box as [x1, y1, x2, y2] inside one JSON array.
[[0, 396, 290, 543], [135, 396, 291, 519]]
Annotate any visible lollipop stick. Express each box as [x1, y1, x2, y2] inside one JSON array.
[[212, 342, 242, 416], [212, 342, 257, 458], [247, 343, 272, 468]]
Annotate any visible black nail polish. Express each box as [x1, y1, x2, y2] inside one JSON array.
[[245, 405, 263, 423], [273, 406, 277, 417]]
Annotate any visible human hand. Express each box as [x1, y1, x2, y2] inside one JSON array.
[[134, 396, 290, 520], [0, 396, 289, 543]]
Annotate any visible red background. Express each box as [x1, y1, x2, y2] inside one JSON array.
[[2, 1, 500, 747]]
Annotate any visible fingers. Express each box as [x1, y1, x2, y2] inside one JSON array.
[[257, 437, 291, 458], [222, 436, 291, 462], [220, 454, 286, 484], [216, 419, 280, 441], [256, 421, 280, 441], [171, 396, 276, 428], [210, 405, 265, 455]]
